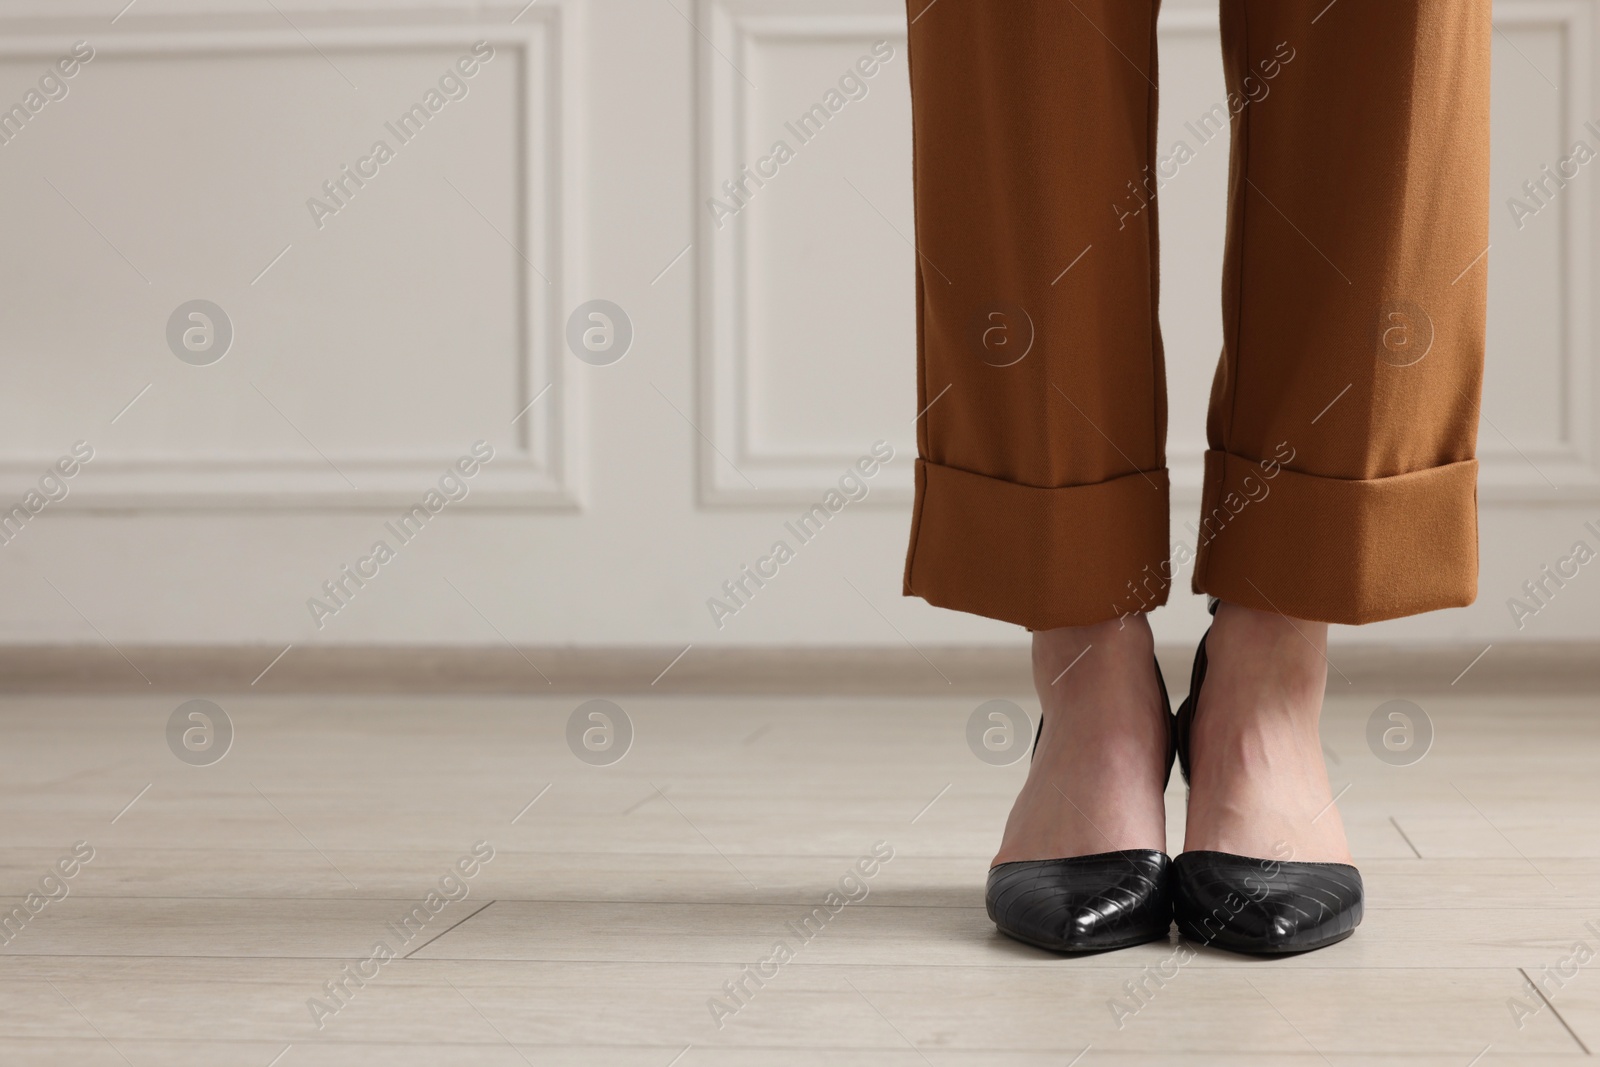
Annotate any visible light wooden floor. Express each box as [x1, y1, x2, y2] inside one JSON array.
[[1, 689, 1597, 1065]]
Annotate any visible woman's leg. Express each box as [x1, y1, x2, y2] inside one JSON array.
[[1188, 0, 1492, 860], [1185, 602, 1352, 861], [994, 617, 1170, 864], [902, 0, 1173, 866]]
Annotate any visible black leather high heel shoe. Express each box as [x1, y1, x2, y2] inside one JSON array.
[[985, 660, 1177, 953], [1171, 602, 1364, 954]]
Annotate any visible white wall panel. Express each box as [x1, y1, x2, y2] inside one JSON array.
[[699, 2, 915, 504], [0, 17, 576, 508], [0, 0, 1595, 651]]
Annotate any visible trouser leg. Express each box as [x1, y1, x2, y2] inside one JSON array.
[[1193, 0, 1492, 623], [901, 0, 1171, 630]]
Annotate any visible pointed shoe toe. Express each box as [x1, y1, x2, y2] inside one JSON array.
[[1172, 850, 1363, 954], [986, 850, 1173, 953]]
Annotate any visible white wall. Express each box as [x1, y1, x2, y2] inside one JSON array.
[[0, 0, 1596, 653]]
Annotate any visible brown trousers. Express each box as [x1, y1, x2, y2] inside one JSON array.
[[901, 0, 1491, 629]]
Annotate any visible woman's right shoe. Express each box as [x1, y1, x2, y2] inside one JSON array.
[[1171, 609, 1364, 954], [985, 659, 1177, 953]]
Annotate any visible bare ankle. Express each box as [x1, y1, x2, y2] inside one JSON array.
[[1206, 601, 1327, 698], [1210, 601, 1327, 647], [1031, 613, 1153, 685]]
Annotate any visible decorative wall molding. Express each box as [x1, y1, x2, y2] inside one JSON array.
[[0, 11, 581, 510], [1482, 0, 1599, 500], [697, 0, 912, 506], [1160, 3, 1599, 501], [700, 0, 1600, 506]]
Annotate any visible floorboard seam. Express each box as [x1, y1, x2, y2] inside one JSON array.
[[1388, 815, 1424, 858], [1518, 965, 1592, 1054], [402, 899, 497, 959]]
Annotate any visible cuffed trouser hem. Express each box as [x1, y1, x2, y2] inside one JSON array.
[[903, 458, 1171, 630], [1192, 450, 1479, 625]]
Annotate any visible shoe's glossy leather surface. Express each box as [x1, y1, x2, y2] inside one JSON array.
[[1171, 850, 1363, 953], [1171, 612, 1364, 954], [986, 658, 1177, 953], [987, 850, 1173, 951]]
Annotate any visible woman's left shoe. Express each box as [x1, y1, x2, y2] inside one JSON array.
[[1170, 617, 1364, 954]]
